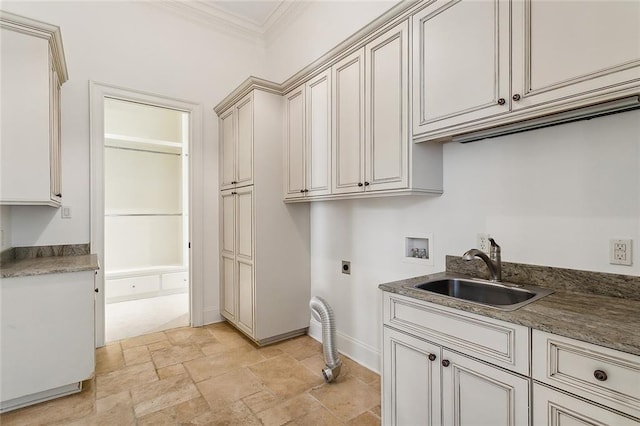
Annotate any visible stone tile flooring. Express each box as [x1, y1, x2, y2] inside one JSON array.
[[0, 322, 381, 425]]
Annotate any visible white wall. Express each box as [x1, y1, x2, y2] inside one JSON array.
[[2, 0, 266, 322], [263, 1, 640, 372], [264, 0, 400, 82], [310, 111, 640, 370]]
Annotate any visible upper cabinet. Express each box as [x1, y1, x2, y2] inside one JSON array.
[[412, 0, 510, 138], [364, 20, 410, 192], [285, 18, 443, 202], [0, 11, 68, 207], [220, 92, 253, 190], [332, 48, 366, 195], [511, 0, 640, 111], [283, 70, 332, 200], [412, 0, 640, 142]]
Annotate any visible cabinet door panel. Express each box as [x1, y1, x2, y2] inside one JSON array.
[[442, 349, 530, 426], [412, 0, 510, 137], [533, 383, 638, 426], [236, 93, 253, 187], [365, 20, 408, 191], [284, 86, 305, 199], [383, 327, 441, 426], [220, 190, 235, 255], [332, 48, 365, 194], [0, 28, 54, 204], [221, 254, 235, 321], [512, 0, 640, 110], [237, 260, 254, 335], [236, 187, 253, 261], [219, 108, 235, 189], [306, 70, 331, 196]]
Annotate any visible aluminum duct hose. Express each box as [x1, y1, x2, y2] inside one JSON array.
[[309, 296, 342, 383]]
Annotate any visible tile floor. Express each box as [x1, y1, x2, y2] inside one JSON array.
[[106, 292, 189, 342], [0, 322, 381, 425]]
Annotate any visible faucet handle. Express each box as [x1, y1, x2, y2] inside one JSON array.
[[488, 238, 501, 262], [488, 238, 500, 249]]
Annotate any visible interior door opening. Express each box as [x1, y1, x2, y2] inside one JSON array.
[[102, 98, 190, 342]]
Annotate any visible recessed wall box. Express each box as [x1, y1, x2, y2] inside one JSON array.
[[404, 235, 434, 265]]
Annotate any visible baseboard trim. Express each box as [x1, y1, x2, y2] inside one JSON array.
[[308, 318, 381, 374]]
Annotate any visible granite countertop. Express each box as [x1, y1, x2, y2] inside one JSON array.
[[379, 271, 640, 357], [1, 254, 99, 278]]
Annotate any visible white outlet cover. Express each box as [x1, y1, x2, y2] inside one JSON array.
[[477, 233, 491, 254], [610, 239, 632, 266]]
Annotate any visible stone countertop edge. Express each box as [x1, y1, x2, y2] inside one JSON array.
[[379, 272, 640, 358], [1, 254, 99, 278]]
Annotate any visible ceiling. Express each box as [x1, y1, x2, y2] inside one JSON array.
[[211, 1, 285, 26], [151, 0, 308, 45]]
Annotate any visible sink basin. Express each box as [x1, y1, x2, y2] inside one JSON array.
[[414, 277, 554, 311]]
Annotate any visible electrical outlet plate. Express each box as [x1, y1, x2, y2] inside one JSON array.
[[477, 233, 491, 254], [610, 239, 632, 266], [341, 260, 351, 275]]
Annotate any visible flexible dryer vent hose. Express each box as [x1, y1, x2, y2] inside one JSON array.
[[309, 296, 342, 383]]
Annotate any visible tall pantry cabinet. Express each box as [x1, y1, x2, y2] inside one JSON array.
[[216, 85, 311, 345]]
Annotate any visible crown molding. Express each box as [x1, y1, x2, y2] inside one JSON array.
[[213, 0, 422, 113], [213, 76, 282, 114], [147, 0, 310, 47], [0, 10, 69, 83]]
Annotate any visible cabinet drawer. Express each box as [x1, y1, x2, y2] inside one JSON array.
[[532, 330, 640, 419], [383, 292, 529, 375]]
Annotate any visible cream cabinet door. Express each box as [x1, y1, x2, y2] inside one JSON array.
[[219, 108, 235, 190], [511, 0, 640, 112], [365, 20, 409, 192], [383, 327, 441, 426], [220, 190, 236, 322], [441, 349, 530, 426], [532, 383, 638, 426], [305, 70, 332, 197], [283, 85, 306, 200], [412, 0, 510, 138], [235, 92, 254, 188], [332, 48, 365, 194], [0, 27, 62, 206], [235, 186, 254, 335]]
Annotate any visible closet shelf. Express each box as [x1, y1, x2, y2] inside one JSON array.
[[104, 213, 183, 217]]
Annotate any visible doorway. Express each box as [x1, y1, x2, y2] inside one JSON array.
[[103, 98, 189, 342], [90, 82, 204, 347]]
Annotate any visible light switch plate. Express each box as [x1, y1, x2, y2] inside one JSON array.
[[61, 206, 72, 219]]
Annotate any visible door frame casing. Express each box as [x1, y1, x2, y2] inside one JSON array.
[[89, 81, 204, 347]]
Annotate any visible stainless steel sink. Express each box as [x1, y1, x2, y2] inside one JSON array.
[[414, 277, 554, 311]]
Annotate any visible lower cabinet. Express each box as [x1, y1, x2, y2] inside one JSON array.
[[441, 349, 529, 426], [382, 291, 640, 426], [220, 186, 255, 337], [383, 326, 529, 426], [0, 270, 95, 413], [383, 327, 441, 426], [533, 384, 638, 426]]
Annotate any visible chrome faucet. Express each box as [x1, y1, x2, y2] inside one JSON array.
[[462, 238, 502, 282]]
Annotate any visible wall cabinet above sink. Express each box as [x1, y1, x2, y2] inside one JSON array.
[[411, 0, 640, 142]]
